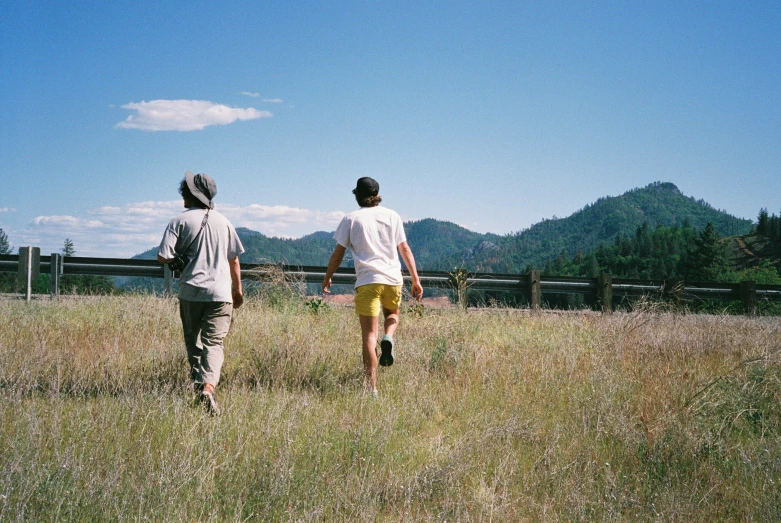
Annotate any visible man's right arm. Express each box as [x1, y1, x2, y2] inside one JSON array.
[[322, 244, 347, 294], [157, 219, 179, 264]]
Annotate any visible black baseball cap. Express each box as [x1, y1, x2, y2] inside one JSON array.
[[352, 177, 379, 197]]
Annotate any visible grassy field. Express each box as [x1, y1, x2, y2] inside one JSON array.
[[1, 294, 780, 521]]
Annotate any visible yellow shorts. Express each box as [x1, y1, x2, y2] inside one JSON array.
[[354, 284, 403, 317]]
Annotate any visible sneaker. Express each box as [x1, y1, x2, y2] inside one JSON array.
[[379, 335, 394, 367], [201, 389, 221, 416]]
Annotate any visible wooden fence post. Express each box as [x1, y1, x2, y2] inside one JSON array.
[[596, 273, 612, 313], [50, 253, 61, 298], [740, 280, 757, 315], [527, 270, 540, 310], [17, 246, 40, 302]]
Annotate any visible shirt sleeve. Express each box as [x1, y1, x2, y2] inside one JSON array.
[[333, 217, 351, 248], [226, 222, 245, 260], [393, 211, 407, 246], [157, 220, 180, 260]]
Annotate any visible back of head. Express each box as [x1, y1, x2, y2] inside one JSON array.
[[180, 171, 217, 209], [353, 177, 382, 207]]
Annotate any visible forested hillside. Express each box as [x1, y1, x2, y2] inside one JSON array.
[[468, 182, 753, 273], [134, 228, 336, 265]]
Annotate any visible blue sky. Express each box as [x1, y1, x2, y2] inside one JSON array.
[[1, 1, 779, 257]]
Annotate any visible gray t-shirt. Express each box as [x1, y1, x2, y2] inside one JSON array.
[[158, 208, 245, 302]]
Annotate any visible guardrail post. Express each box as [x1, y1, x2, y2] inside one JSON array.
[[527, 270, 540, 310], [50, 253, 62, 298], [163, 264, 173, 295], [740, 280, 757, 315], [596, 273, 612, 313], [17, 246, 40, 302]]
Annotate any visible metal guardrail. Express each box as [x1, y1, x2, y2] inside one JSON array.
[[2, 251, 780, 313]]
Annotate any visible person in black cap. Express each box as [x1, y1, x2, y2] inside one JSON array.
[[322, 177, 422, 397], [157, 171, 245, 415]]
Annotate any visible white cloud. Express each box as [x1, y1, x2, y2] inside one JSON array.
[[115, 99, 273, 132], [19, 201, 344, 258], [0, 207, 16, 213], [219, 203, 345, 238], [241, 92, 283, 103]]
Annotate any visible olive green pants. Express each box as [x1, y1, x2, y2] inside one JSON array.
[[179, 300, 233, 387]]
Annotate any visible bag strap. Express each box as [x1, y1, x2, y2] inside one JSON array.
[[179, 209, 210, 255]]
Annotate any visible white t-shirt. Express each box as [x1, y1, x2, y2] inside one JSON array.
[[158, 208, 245, 302], [333, 205, 407, 288]]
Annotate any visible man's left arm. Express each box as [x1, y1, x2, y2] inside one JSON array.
[[229, 256, 244, 308], [398, 241, 423, 301]]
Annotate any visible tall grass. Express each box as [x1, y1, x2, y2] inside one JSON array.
[[1, 295, 780, 521]]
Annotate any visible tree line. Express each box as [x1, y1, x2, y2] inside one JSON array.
[[542, 210, 781, 285], [757, 208, 781, 244]]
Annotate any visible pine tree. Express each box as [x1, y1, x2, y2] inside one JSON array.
[[584, 253, 600, 278], [688, 223, 728, 281], [776, 212, 781, 245], [0, 229, 14, 292], [63, 238, 76, 257], [0, 228, 11, 255], [636, 222, 652, 257], [757, 208, 769, 236], [769, 213, 781, 243]]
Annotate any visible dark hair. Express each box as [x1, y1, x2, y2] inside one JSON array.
[[179, 178, 208, 209], [356, 194, 382, 207]]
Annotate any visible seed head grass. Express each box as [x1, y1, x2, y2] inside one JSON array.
[[1, 295, 780, 521]]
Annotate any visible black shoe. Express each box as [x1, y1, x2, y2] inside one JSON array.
[[379, 336, 394, 367], [201, 390, 221, 416]]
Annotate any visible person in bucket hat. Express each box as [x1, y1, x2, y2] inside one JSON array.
[[157, 171, 245, 415]]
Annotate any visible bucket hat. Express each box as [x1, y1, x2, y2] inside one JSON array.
[[185, 171, 216, 209]]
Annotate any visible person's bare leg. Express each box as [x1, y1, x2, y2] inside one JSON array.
[[359, 314, 379, 393], [379, 307, 400, 367], [382, 307, 400, 338]]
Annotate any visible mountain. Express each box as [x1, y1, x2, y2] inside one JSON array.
[[133, 228, 336, 265], [474, 182, 753, 273], [133, 182, 754, 274], [404, 219, 502, 270], [234, 228, 335, 265]]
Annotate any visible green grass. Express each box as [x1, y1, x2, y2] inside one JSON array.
[[2, 295, 781, 521]]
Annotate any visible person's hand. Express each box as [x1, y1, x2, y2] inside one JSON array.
[[232, 289, 244, 309], [411, 281, 423, 302], [322, 277, 332, 294]]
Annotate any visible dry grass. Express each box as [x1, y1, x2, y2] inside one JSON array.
[[1, 295, 780, 521]]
